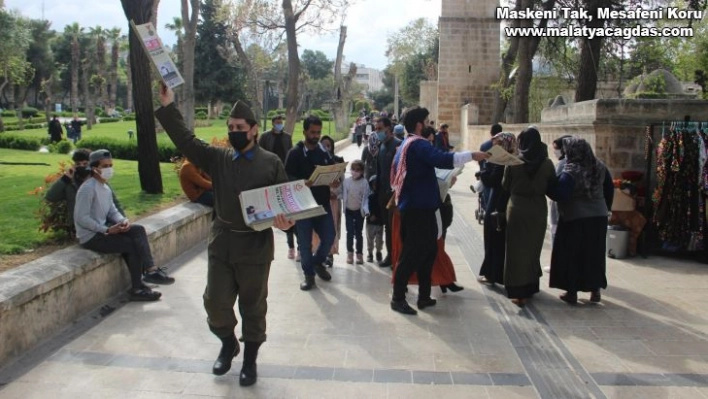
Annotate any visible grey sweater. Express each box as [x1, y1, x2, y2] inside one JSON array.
[[74, 178, 127, 244]]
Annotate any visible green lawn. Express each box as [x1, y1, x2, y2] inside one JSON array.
[[0, 148, 184, 254], [0, 116, 349, 255], [5, 118, 347, 145]]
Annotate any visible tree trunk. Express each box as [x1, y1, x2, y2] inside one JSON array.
[[181, 0, 198, 131], [575, 0, 607, 102], [71, 38, 80, 114], [333, 26, 347, 134], [122, 0, 163, 194], [511, 0, 554, 123], [492, 1, 521, 123], [232, 33, 264, 120], [126, 52, 133, 110], [282, 0, 300, 135], [82, 59, 93, 130], [110, 41, 119, 112]]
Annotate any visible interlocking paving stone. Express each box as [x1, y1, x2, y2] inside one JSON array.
[[411, 370, 453, 385]]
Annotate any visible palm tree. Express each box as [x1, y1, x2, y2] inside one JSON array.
[[120, 35, 133, 111], [107, 27, 122, 113], [165, 17, 183, 63], [65, 23, 83, 114], [89, 26, 107, 111]]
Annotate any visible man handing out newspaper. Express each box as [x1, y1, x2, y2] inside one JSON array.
[[156, 83, 293, 388]]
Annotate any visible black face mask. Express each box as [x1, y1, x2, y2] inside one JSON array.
[[305, 136, 319, 145], [422, 126, 435, 139], [228, 131, 251, 151]]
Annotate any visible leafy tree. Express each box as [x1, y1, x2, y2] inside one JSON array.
[[194, 0, 246, 116], [254, 0, 350, 135], [180, 0, 199, 131], [0, 9, 32, 130], [24, 19, 56, 109], [302, 49, 333, 80], [107, 27, 122, 112], [385, 18, 438, 115]]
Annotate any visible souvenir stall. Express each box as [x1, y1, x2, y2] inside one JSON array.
[[643, 119, 708, 261]]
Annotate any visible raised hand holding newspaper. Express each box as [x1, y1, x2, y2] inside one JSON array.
[[436, 166, 464, 201], [130, 21, 184, 89], [239, 180, 326, 231], [486, 144, 524, 166], [308, 162, 348, 186]]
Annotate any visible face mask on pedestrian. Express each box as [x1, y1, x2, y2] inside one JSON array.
[[274, 123, 284, 132], [228, 131, 251, 151], [554, 149, 563, 159], [100, 167, 114, 181], [376, 131, 386, 141]]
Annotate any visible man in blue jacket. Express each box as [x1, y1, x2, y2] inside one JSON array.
[[389, 107, 487, 315]]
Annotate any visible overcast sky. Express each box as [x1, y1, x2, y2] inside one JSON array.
[[5, 0, 441, 71]]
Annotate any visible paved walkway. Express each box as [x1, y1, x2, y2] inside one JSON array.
[[2, 143, 708, 398]]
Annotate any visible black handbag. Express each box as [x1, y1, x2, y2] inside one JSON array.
[[440, 196, 454, 230]]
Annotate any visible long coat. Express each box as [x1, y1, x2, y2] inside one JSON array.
[[502, 159, 556, 291]]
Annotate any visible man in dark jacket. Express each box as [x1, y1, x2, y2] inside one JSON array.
[[48, 115, 63, 143], [258, 114, 297, 258], [284, 115, 340, 290], [375, 122, 402, 267], [389, 106, 487, 315], [156, 84, 294, 387]]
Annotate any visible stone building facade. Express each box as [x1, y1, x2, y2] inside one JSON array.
[[436, 0, 499, 142]]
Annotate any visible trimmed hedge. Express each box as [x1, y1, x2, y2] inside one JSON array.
[[123, 114, 136, 121], [76, 137, 178, 162], [0, 134, 42, 150], [4, 123, 46, 131], [98, 117, 121, 123]]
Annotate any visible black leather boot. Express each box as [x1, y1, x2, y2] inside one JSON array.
[[212, 334, 239, 375], [239, 341, 262, 386]]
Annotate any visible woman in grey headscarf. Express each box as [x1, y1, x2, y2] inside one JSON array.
[[549, 137, 614, 304]]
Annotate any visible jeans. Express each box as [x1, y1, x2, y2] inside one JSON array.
[[296, 202, 335, 276], [196, 190, 214, 207], [81, 224, 154, 289], [345, 209, 364, 254], [366, 223, 384, 254]]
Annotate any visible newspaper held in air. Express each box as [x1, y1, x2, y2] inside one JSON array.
[[308, 162, 348, 186], [436, 166, 464, 201], [130, 21, 184, 89], [486, 145, 525, 166], [239, 180, 326, 231]]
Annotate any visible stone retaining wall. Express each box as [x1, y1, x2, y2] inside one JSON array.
[[0, 202, 212, 367]]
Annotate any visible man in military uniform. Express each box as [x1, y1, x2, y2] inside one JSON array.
[[156, 84, 294, 387]]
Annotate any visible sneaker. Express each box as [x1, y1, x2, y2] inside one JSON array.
[[325, 255, 334, 268], [143, 267, 175, 285], [366, 253, 373, 263], [314, 263, 332, 281], [287, 248, 295, 259], [129, 287, 161, 301], [355, 253, 364, 265], [376, 251, 382, 262], [346, 252, 354, 264]]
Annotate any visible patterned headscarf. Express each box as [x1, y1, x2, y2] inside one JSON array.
[[562, 137, 606, 199], [367, 132, 380, 157], [492, 132, 517, 154]]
